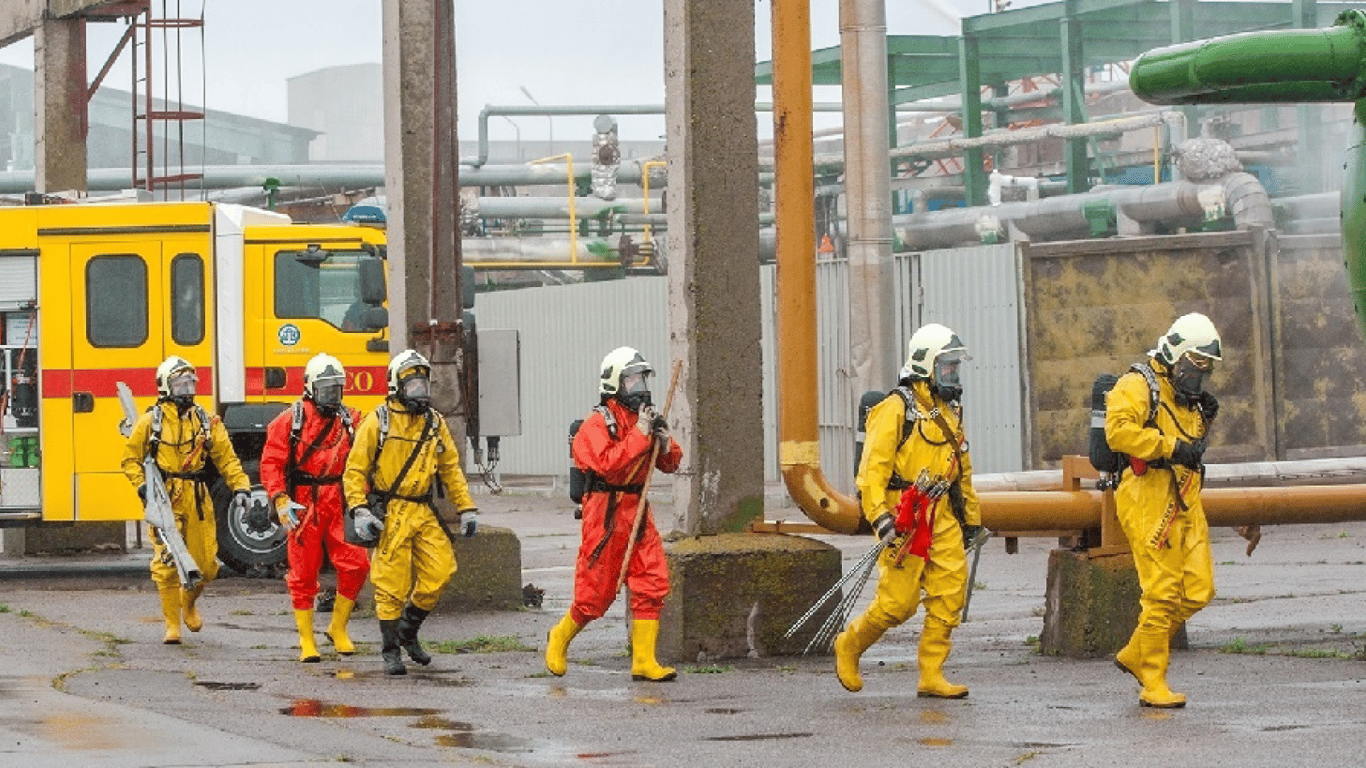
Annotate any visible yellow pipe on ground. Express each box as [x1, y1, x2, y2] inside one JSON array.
[[772, 0, 862, 535], [976, 484, 1366, 532]]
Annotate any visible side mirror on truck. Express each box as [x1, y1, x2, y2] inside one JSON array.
[[360, 257, 387, 306]]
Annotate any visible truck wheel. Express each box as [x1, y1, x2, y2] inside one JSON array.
[[212, 459, 286, 577]]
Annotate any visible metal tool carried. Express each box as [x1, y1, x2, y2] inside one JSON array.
[[118, 382, 201, 590]]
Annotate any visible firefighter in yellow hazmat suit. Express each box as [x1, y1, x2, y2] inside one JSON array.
[[1106, 312, 1221, 708], [122, 356, 252, 644], [834, 323, 983, 697], [343, 349, 479, 676]]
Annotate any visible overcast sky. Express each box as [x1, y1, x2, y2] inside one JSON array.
[[0, 0, 1050, 144]]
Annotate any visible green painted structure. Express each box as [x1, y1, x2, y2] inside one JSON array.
[[1130, 7, 1366, 342]]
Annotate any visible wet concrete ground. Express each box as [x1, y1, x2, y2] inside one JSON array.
[[1, 482, 1364, 767]]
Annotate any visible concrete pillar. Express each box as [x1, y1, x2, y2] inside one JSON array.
[[1041, 548, 1187, 657], [381, 0, 465, 445], [34, 17, 87, 193], [656, 0, 843, 663], [382, 0, 509, 607], [662, 0, 765, 536]]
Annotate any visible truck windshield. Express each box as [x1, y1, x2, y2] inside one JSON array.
[[274, 249, 384, 332]]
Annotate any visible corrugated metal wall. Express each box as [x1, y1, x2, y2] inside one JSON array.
[[474, 278, 670, 481], [476, 242, 1024, 484]]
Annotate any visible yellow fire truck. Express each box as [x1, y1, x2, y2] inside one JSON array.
[[0, 200, 391, 572]]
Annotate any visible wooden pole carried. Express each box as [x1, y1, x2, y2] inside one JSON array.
[[616, 359, 683, 593]]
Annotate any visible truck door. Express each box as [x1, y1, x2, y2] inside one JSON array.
[[67, 242, 215, 521]]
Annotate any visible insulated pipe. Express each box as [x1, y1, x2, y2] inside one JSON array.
[[468, 196, 662, 218], [975, 484, 1366, 532], [886, 177, 1270, 251], [772, 0, 862, 535], [470, 101, 846, 168], [0, 163, 646, 194], [1129, 9, 1366, 340]]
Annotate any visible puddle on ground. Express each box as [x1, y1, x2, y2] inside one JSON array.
[[280, 699, 442, 717], [333, 669, 355, 680], [918, 737, 953, 747], [329, 668, 473, 685], [435, 731, 539, 751], [919, 710, 950, 725], [704, 732, 814, 742], [411, 716, 475, 731], [1262, 725, 1309, 732], [705, 708, 744, 714], [194, 681, 260, 691]]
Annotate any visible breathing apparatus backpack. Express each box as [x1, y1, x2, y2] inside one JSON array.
[[1089, 362, 1160, 486], [568, 404, 617, 516]]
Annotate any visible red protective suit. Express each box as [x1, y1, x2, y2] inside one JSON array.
[[569, 398, 682, 623], [259, 400, 370, 610]]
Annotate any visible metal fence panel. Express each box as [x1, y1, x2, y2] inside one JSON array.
[[474, 277, 669, 480], [476, 244, 1024, 483]]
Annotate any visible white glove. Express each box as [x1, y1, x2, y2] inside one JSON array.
[[275, 497, 305, 530], [636, 404, 657, 437], [872, 512, 897, 546], [352, 507, 384, 542], [459, 510, 479, 537]]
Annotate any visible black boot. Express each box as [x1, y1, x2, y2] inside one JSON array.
[[379, 619, 406, 676], [397, 603, 433, 666]]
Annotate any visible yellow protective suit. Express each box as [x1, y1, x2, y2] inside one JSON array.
[[836, 380, 980, 695], [1105, 358, 1214, 707], [856, 380, 980, 630], [342, 399, 476, 621], [122, 401, 251, 590], [1105, 360, 1214, 634]]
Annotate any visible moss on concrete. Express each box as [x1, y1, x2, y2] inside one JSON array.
[[659, 532, 842, 662]]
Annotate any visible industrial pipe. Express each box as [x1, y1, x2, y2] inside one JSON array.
[[1129, 9, 1366, 341], [975, 484, 1366, 532], [772, 0, 862, 535]]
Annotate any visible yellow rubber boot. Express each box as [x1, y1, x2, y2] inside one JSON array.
[[325, 595, 357, 656], [295, 609, 321, 663], [1114, 634, 1140, 683], [158, 587, 182, 645], [544, 613, 583, 677], [833, 615, 885, 693], [917, 620, 969, 699], [629, 619, 677, 682], [182, 584, 205, 633], [1137, 629, 1186, 708]]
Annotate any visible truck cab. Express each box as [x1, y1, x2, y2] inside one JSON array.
[[0, 200, 388, 573]]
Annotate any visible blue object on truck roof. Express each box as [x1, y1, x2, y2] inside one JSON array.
[[343, 204, 386, 226]]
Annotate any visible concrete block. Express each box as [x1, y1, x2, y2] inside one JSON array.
[[23, 522, 125, 555], [436, 524, 522, 612], [659, 533, 842, 663], [1041, 548, 1186, 658]]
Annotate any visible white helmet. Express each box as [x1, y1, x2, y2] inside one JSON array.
[[900, 323, 969, 402], [900, 323, 968, 380], [304, 353, 346, 412], [1154, 312, 1223, 366], [599, 346, 653, 409], [155, 356, 198, 403], [387, 348, 432, 411]]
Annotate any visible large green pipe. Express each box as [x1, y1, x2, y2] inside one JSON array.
[[1130, 9, 1366, 339]]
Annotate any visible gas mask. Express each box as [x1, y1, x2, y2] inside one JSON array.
[[617, 369, 653, 411], [398, 372, 431, 413], [932, 351, 967, 403], [312, 381, 344, 415], [166, 370, 198, 410], [1171, 353, 1213, 401]]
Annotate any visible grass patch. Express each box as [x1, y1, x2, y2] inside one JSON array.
[[1219, 638, 1268, 655], [429, 635, 535, 654]]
